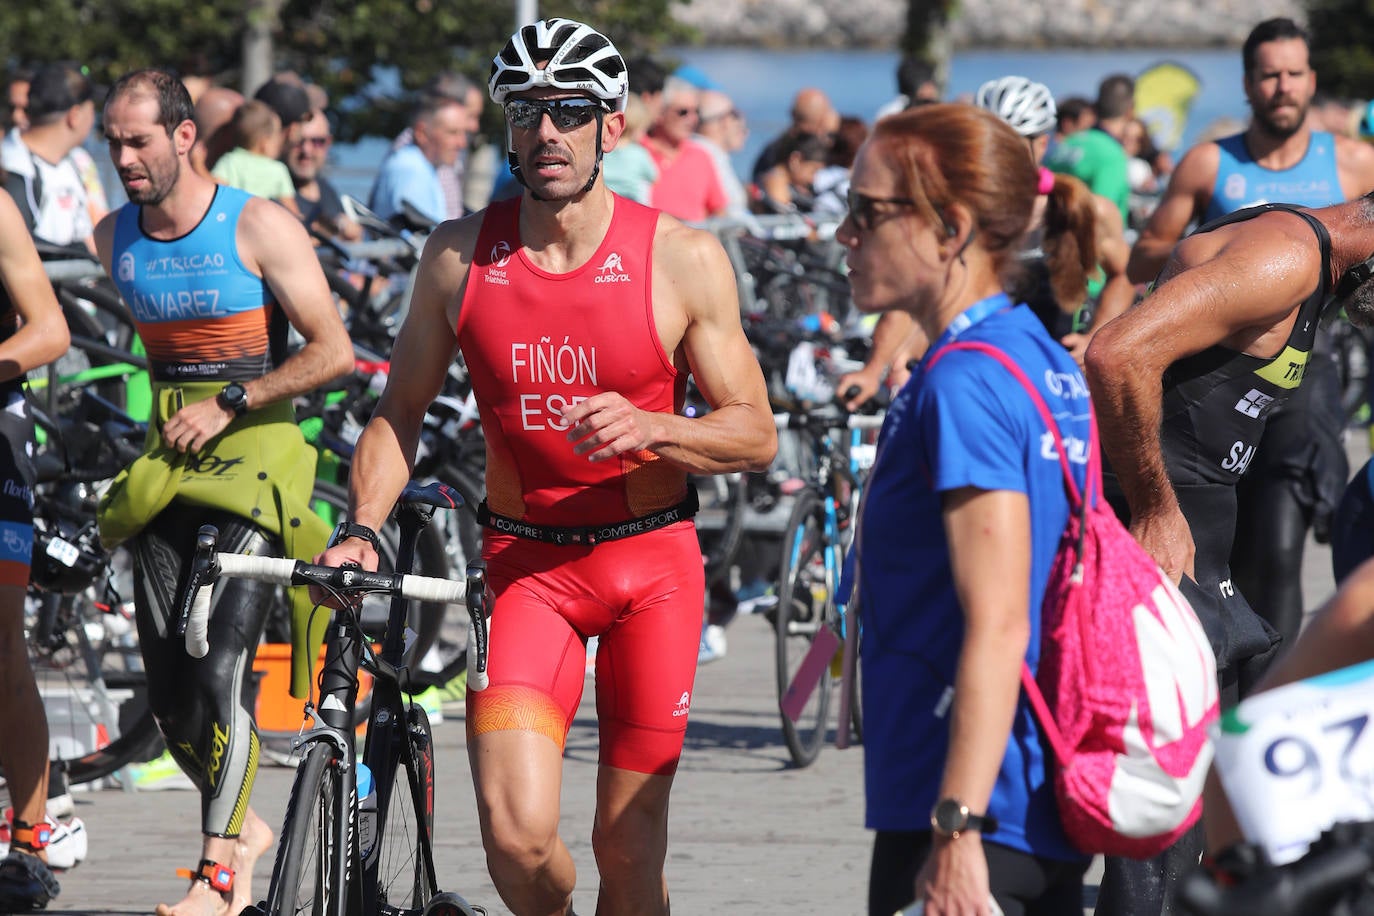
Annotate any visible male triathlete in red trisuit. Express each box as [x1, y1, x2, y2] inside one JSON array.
[[318, 18, 776, 916]]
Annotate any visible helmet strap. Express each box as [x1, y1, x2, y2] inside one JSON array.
[[581, 111, 607, 195]]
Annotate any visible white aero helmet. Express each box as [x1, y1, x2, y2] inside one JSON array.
[[975, 76, 1057, 137], [489, 18, 629, 112]]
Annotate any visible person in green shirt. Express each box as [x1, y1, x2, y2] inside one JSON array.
[[211, 99, 301, 217], [1047, 73, 1134, 224]]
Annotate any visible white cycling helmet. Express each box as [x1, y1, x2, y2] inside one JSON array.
[[975, 76, 1057, 137], [489, 18, 629, 112]]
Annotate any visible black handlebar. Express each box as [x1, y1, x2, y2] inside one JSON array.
[[1177, 823, 1374, 916]]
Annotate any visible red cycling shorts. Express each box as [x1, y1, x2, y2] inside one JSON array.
[[466, 521, 704, 776]]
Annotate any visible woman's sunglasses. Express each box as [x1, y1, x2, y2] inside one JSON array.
[[846, 190, 918, 232], [504, 98, 608, 131]]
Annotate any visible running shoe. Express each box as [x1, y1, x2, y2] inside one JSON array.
[[42, 818, 86, 871], [0, 850, 60, 911], [434, 669, 468, 706], [697, 624, 728, 665], [43, 794, 73, 822], [126, 751, 195, 791], [0, 813, 87, 871]]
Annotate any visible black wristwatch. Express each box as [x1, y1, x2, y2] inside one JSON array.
[[329, 521, 382, 554], [217, 382, 250, 417], [930, 798, 998, 839]]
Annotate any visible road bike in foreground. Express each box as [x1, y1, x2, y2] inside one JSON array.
[[177, 480, 489, 916]]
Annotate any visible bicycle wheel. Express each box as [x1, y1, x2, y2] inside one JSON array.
[[838, 603, 864, 748], [27, 544, 165, 786], [50, 289, 142, 414], [260, 480, 441, 701], [1332, 317, 1373, 423], [368, 704, 435, 911], [270, 742, 343, 916], [774, 487, 833, 767], [693, 472, 747, 587]]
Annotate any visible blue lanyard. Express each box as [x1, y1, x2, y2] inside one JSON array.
[[864, 292, 1012, 509], [922, 292, 1013, 364]]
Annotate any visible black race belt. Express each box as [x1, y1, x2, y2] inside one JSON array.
[[477, 488, 699, 546]]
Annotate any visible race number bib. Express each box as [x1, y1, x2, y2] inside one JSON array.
[[1212, 659, 1374, 865]]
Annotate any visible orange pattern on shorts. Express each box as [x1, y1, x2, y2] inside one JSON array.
[[466, 683, 569, 749]]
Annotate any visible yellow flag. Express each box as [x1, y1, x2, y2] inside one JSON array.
[[1135, 61, 1202, 153]]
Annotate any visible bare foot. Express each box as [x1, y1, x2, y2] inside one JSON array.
[[152, 879, 229, 916], [228, 809, 275, 915]]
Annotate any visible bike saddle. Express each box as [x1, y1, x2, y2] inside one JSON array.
[[400, 480, 464, 510]]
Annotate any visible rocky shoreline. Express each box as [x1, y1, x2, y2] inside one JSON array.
[[671, 0, 1307, 49]]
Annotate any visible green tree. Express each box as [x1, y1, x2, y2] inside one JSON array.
[[903, 0, 957, 95], [1307, 0, 1374, 100], [0, 0, 693, 138]]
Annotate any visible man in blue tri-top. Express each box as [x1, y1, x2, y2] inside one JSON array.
[[1126, 17, 1374, 663], [92, 68, 352, 916]]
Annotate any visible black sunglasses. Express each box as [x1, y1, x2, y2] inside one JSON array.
[[504, 98, 607, 131], [845, 189, 918, 233]]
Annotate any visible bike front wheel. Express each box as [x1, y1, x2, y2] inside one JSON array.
[[270, 742, 343, 916], [775, 487, 834, 767], [367, 704, 437, 911]]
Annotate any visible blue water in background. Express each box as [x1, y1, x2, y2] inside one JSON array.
[[325, 45, 1246, 201]]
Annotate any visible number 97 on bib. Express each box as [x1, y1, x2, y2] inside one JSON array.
[[1212, 658, 1374, 865]]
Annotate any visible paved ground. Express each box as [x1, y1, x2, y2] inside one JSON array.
[[30, 431, 1370, 914], [41, 613, 873, 915]]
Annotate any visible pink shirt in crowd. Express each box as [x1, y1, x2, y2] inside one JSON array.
[[643, 138, 727, 223]]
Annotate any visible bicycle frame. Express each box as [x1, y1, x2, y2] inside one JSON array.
[[254, 495, 475, 916], [779, 413, 869, 747]]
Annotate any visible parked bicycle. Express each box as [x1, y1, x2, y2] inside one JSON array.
[[24, 388, 160, 787], [772, 401, 882, 767], [177, 480, 487, 916]]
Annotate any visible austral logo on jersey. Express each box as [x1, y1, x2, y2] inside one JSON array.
[[673, 691, 691, 717], [1234, 388, 1274, 419], [594, 251, 631, 284], [117, 252, 136, 283]]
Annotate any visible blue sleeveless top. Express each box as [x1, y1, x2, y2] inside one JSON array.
[[111, 186, 281, 382], [1204, 131, 1344, 222]]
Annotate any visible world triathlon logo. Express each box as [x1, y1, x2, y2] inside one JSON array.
[[118, 252, 136, 283], [594, 251, 630, 284], [490, 240, 512, 268]]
